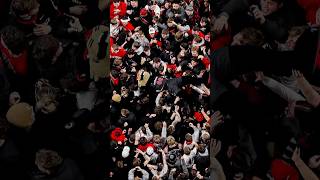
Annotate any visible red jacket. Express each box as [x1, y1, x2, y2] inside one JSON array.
[[121, 22, 135, 32], [110, 2, 127, 19], [298, 0, 320, 24], [271, 159, 299, 180], [110, 128, 126, 142], [0, 39, 28, 75], [110, 47, 127, 59]]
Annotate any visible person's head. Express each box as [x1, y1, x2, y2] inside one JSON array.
[[203, 0, 209, 7], [177, 173, 188, 180], [112, 44, 119, 52], [167, 18, 175, 27], [191, 58, 199, 67], [154, 121, 163, 132], [191, 165, 197, 176], [172, 2, 180, 10], [185, 133, 193, 144], [11, 0, 40, 17], [1, 26, 26, 55], [200, 17, 208, 27], [231, 28, 264, 46], [152, 176, 160, 180], [183, 146, 191, 155], [153, 135, 161, 144], [175, 31, 184, 42], [130, 0, 138, 7], [35, 149, 63, 175], [191, 46, 199, 57], [167, 136, 176, 146], [32, 35, 62, 67], [139, 136, 147, 145], [121, 109, 129, 117], [259, 0, 283, 16], [113, 0, 120, 7], [129, 134, 135, 143], [132, 157, 141, 167], [167, 125, 175, 135], [185, 5, 193, 16], [149, 27, 156, 38], [161, 29, 169, 39], [197, 143, 206, 153], [121, 16, 130, 26], [152, 16, 159, 24], [201, 131, 210, 144]]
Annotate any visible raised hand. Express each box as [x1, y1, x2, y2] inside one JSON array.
[[213, 14, 229, 33], [210, 139, 221, 157], [308, 155, 320, 169]]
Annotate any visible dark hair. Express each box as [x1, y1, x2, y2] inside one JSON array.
[[1, 25, 26, 54], [35, 149, 63, 173], [32, 35, 60, 67]]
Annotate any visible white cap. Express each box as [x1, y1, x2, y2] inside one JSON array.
[[149, 27, 156, 34], [122, 146, 130, 158], [146, 147, 154, 156]]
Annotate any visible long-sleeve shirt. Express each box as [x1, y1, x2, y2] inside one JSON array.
[[262, 76, 306, 102]]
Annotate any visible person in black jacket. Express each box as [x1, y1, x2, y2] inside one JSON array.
[[31, 149, 84, 180], [213, 0, 305, 42], [9, 0, 84, 40]]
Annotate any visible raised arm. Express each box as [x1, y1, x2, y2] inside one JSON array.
[[209, 139, 226, 180], [293, 70, 320, 107], [292, 148, 319, 180]]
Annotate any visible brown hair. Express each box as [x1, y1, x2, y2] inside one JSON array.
[[197, 144, 206, 153], [121, 109, 129, 117], [185, 133, 192, 142], [154, 121, 163, 132], [132, 157, 141, 167], [35, 149, 63, 171], [153, 135, 161, 144], [240, 28, 265, 46], [183, 146, 191, 155], [11, 0, 38, 15], [167, 125, 175, 135]]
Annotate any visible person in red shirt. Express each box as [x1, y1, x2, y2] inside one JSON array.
[[0, 26, 28, 76], [110, 44, 127, 59], [137, 137, 155, 152], [120, 16, 135, 32], [110, 0, 127, 20]]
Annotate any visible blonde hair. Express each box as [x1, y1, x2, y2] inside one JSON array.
[[167, 136, 176, 146]]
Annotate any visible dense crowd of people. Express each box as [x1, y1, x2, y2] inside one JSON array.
[[0, 0, 111, 179], [109, 0, 213, 179], [0, 0, 320, 179], [211, 0, 320, 179]]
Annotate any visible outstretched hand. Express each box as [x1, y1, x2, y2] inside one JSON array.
[[210, 139, 221, 158]]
